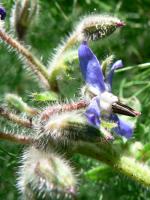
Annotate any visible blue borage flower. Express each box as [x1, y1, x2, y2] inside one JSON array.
[[0, 7, 6, 20], [78, 41, 140, 139]]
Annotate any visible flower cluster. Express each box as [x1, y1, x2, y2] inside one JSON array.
[[78, 41, 140, 139]]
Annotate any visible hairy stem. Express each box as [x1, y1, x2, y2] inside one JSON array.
[[0, 107, 33, 128], [0, 30, 50, 89], [0, 131, 33, 144], [117, 62, 150, 73], [74, 141, 150, 187], [48, 33, 77, 91], [115, 156, 150, 186], [41, 99, 88, 121]]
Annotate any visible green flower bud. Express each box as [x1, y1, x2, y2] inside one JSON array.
[[76, 15, 125, 41], [35, 110, 102, 150], [11, 0, 38, 39], [17, 147, 76, 199]]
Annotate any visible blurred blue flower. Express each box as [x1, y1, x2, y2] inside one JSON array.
[[78, 41, 134, 139], [0, 7, 6, 20]]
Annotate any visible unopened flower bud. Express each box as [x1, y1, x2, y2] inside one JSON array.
[[76, 15, 125, 41], [35, 109, 101, 150], [17, 147, 77, 199], [11, 0, 38, 39]]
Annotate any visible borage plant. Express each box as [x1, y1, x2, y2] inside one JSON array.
[[0, 1, 150, 199]]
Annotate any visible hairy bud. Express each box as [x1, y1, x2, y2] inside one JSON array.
[[35, 110, 101, 150], [11, 0, 38, 40], [76, 15, 125, 41], [17, 147, 76, 199]]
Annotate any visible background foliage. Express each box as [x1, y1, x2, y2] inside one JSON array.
[[0, 0, 150, 199]]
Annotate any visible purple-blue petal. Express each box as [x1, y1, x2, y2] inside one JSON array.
[[78, 41, 106, 92], [111, 60, 123, 71], [0, 7, 6, 20], [110, 114, 133, 139], [106, 60, 123, 90], [85, 97, 101, 128]]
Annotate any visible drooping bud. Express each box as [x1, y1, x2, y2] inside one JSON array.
[[5, 93, 38, 116], [76, 15, 125, 41], [17, 147, 77, 199], [10, 0, 38, 40], [36, 110, 101, 150]]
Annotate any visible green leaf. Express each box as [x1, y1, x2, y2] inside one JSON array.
[[137, 143, 150, 161], [84, 164, 114, 181], [32, 91, 59, 102]]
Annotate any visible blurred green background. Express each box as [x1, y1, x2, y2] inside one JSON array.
[[0, 0, 150, 199]]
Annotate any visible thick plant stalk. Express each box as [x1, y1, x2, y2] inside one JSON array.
[[116, 156, 150, 186], [74, 141, 150, 187]]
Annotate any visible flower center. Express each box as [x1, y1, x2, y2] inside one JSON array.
[[99, 91, 118, 112]]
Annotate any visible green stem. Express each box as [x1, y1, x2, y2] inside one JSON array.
[[74, 141, 150, 187], [115, 156, 150, 186], [48, 33, 78, 91], [117, 62, 150, 73], [0, 30, 50, 89]]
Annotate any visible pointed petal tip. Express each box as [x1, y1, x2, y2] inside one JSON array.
[[115, 21, 126, 27], [133, 110, 141, 116], [105, 134, 114, 141], [112, 60, 123, 70]]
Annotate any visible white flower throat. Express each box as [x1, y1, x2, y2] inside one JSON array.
[[87, 85, 118, 113]]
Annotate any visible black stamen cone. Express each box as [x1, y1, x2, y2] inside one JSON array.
[[112, 102, 141, 117]]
